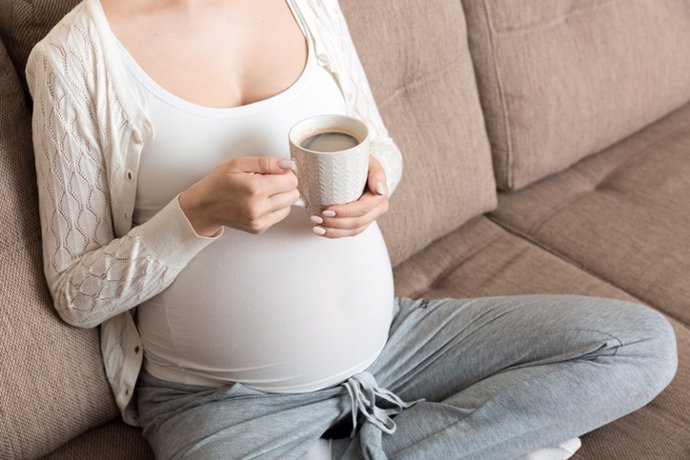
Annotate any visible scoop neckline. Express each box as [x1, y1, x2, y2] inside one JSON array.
[[94, 0, 314, 118]]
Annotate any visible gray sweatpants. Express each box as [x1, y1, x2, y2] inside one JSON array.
[[136, 295, 678, 460]]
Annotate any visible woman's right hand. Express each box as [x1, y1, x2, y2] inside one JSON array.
[[178, 156, 300, 237]]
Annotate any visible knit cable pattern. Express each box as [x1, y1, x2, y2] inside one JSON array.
[[27, 19, 177, 329]]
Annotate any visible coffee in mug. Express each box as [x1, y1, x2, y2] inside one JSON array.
[[299, 129, 360, 153], [288, 114, 370, 214]]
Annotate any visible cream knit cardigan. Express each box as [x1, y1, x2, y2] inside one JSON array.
[[26, 0, 402, 426]]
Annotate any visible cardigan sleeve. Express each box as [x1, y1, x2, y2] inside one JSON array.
[[327, 1, 404, 196], [26, 43, 221, 329]]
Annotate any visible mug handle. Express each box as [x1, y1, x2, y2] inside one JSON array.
[[289, 157, 307, 209]]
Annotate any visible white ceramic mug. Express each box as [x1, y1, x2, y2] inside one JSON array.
[[288, 114, 370, 214]]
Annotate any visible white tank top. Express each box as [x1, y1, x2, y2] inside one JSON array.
[[121, 1, 394, 392]]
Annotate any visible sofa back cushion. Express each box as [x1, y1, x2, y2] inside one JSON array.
[[341, 0, 497, 266], [462, 0, 690, 191], [0, 0, 81, 93], [0, 38, 118, 460]]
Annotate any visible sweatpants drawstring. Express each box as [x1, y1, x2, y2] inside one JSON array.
[[341, 371, 424, 438]]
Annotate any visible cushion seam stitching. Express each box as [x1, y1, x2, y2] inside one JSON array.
[[480, 0, 514, 190]]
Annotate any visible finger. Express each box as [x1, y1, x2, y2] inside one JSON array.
[[312, 223, 370, 239], [367, 155, 387, 196], [265, 205, 293, 228], [317, 191, 384, 218], [233, 172, 297, 213], [250, 205, 293, 234], [229, 156, 296, 175], [266, 189, 301, 212], [234, 172, 296, 200], [320, 203, 385, 230], [255, 170, 299, 195]]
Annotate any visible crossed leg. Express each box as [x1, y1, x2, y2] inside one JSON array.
[[331, 295, 677, 460], [136, 294, 677, 459]]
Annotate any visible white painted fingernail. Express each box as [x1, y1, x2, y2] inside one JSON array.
[[310, 215, 324, 224], [323, 210, 336, 217], [376, 180, 386, 196], [278, 160, 296, 170], [312, 226, 326, 236]]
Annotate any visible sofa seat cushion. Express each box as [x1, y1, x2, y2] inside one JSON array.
[[461, 0, 690, 191], [394, 216, 639, 301], [341, 0, 497, 266], [393, 215, 690, 459], [490, 101, 690, 326], [42, 420, 152, 460]]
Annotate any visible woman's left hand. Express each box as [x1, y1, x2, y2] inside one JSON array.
[[310, 155, 389, 238]]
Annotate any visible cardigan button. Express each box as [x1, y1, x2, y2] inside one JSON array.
[[143, 121, 154, 139], [317, 53, 330, 66], [126, 170, 134, 181]]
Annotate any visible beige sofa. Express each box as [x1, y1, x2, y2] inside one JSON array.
[[1, 0, 689, 459]]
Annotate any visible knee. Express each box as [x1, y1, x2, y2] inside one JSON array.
[[643, 307, 678, 390], [605, 299, 678, 396]]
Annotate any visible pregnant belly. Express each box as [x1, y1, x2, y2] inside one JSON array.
[[137, 209, 395, 392]]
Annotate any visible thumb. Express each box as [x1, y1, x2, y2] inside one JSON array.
[[231, 156, 296, 175], [367, 155, 388, 196]]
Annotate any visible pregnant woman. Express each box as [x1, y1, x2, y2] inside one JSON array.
[[27, 0, 677, 459]]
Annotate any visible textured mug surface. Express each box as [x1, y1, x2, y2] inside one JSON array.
[[289, 114, 370, 213]]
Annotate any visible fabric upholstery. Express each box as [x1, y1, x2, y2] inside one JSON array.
[[0, 0, 81, 94], [41, 420, 153, 460], [340, 0, 497, 266], [491, 101, 690, 326], [393, 216, 639, 301], [0, 38, 118, 460], [462, 0, 690, 191], [392, 216, 690, 460]]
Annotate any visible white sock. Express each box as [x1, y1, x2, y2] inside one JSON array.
[[518, 437, 582, 460], [304, 437, 332, 460]]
